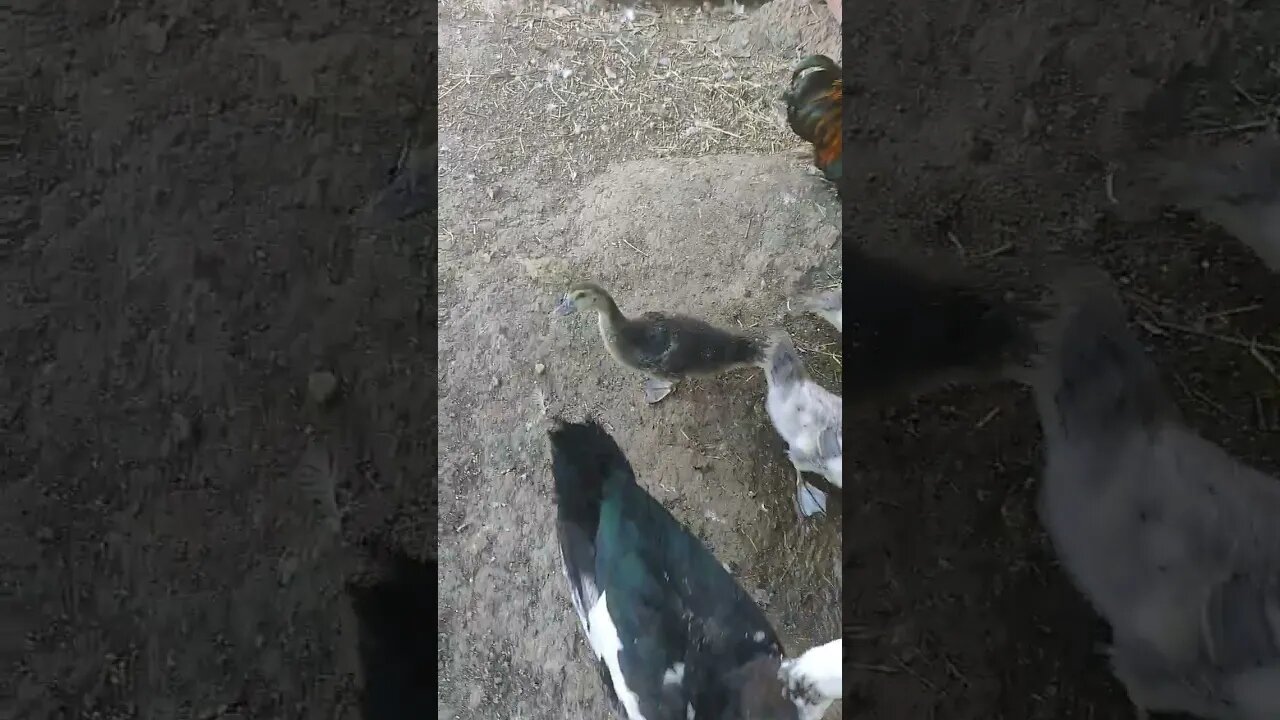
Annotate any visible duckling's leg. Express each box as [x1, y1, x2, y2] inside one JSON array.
[[794, 464, 828, 519], [642, 377, 676, 404]]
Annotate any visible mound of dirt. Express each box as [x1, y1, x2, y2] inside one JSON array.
[[719, 0, 840, 63], [568, 153, 839, 302]]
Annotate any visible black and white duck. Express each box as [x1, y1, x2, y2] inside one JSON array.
[[549, 418, 843, 719], [552, 283, 766, 404]]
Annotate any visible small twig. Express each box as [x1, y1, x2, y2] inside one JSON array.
[[896, 657, 939, 692], [619, 235, 649, 257], [693, 121, 743, 139], [851, 663, 900, 674], [440, 79, 467, 99], [975, 407, 1001, 428], [1248, 344, 1280, 388], [941, 652, 970, 687], [980, 242, 1013, 258], [1104, 164, 1118, 205], [1231, 80, 1261, 107], [1255, 396, 1272, 432], [1193, 118, 1273, 136], [1202, 304, 1263, 321], [1135, 319, 1167, 337], [1171, 372, 1231, 419], [1149, 320, 1280, 354]]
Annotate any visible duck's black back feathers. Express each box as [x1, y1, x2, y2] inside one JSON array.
[[620, 313, 764, 378], [549, 419, 786, 719], [346, 548, 436, 720], [843, 244, 1042, 401]]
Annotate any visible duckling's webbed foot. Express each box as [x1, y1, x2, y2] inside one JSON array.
[[794, 465, 828, 519], [642, 378, 675, 404]]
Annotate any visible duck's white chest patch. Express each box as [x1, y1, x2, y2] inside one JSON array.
[[662, 662, 685, 686], [587, 591, 647, 720]]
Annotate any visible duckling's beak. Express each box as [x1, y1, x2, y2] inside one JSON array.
[[551, 295, 577, 317]]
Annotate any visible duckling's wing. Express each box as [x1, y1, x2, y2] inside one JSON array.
[[616, 314, 678, 374], [1202, 570, 1280, 671], [1163, 436, 1280, 679], [628, 313, 763, 376], [817, 420, 842, 459]]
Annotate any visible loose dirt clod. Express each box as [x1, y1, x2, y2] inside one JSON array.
[[308, 371, 340, 405]]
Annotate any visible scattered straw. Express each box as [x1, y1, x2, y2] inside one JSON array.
[[1249, 344, 1280, 388], [1149, 319, 1280, 355], [439, 0, 809, 189]]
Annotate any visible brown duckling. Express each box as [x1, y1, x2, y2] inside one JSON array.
[[551, 283, 765, 404]]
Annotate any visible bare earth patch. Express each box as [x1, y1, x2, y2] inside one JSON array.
[[437, 0, 843, 717], [441, 1, 1280, 720]]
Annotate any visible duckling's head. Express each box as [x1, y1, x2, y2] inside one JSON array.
[[551, 283, 615, 317]]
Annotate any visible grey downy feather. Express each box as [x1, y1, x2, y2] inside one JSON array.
[[1159, 136, 1280, 272], [1029, 268, 1280, 719]]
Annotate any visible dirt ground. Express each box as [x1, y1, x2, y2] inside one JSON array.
[[7, 1, 433, 717], [837, 2, 1280, 720], [8, 0, 1280, 719], [436, 0, 844, 717]]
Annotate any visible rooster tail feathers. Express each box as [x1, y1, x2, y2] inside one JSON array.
[[783, 55, 842, 146]]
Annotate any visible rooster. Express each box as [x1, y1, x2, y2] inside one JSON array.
[[783, 55, 842, 196]]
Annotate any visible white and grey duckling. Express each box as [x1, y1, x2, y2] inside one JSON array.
[[1119, 135, 1280, 273], [1025, 267, 1280, 720], [550, 418, 843, 720], [758, 331, 842, 519], [797, 287, 841, 333], [552, 282, 766, 404], [772, 244, 1052, 518]]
